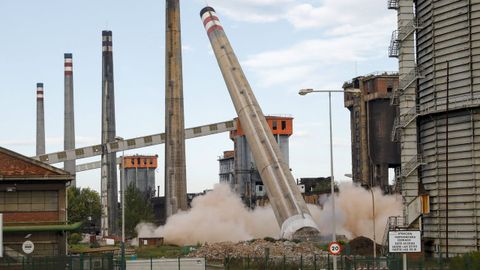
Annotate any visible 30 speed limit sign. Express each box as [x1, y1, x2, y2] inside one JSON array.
[[328, 241, 342, 255]]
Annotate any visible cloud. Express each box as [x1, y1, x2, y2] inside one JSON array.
[[201, 0, 396, 88], [199, 0, 293, 23], [243, 32, 390, 87]]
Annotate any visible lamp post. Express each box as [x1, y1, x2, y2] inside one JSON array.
[[369, 187, 376, 259], [299, 88, 361, 270], [115, 136, 125, 270]]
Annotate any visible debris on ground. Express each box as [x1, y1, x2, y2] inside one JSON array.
[[187, 239, 328, 261]]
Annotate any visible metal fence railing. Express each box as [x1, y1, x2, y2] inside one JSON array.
[[0, 253, 460, 270], [0, 253, 115, 270]]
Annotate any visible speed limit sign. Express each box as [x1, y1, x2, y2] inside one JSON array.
[[328, 241, 342, 255]]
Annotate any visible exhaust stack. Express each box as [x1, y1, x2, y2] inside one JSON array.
[[36, 83, 45, 156], [165, 0, 188, 217], [200, 7, 319, 239], [64, 53, 76, 183], [101, 30, 118, 236]]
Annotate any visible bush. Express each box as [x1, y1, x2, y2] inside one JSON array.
[[449, 252, 480, 270], [68, 233, 82, 245]]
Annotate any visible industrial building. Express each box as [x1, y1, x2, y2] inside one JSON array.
[[386, 0, 480, 256], [343, 73, 401, 192], [218, 116, 293, 206], [120, 155, 157, 197], [0, 147, 78, 258]]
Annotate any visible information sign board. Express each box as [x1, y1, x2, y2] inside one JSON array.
[[388, 230, 421, 253]]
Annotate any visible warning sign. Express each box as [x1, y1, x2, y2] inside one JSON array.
[[388, 231, 421, 253]]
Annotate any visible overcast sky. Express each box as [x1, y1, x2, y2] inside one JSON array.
[[0, 0, 397, 193]]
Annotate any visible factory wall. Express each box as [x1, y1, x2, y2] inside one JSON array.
[[409, 0, 480, 256]]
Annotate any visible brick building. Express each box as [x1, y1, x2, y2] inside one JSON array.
[[0, 147, 79, 258]]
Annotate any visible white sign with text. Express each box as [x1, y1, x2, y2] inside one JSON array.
[[388, 230, 421, 253]]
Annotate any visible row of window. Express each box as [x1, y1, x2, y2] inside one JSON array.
[[271, 120, 288, 131], [126, 158, 155, 166], [0, 191, 58, 212]]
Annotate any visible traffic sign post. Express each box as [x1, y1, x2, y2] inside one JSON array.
[[328, 241, 342, 256]]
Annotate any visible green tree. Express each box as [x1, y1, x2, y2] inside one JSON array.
[[67, 187, 102, 233], [124, 183, 155, 238]]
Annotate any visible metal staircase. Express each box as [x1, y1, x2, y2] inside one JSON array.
[[401, 154, 425, 178], [390, 67, 423, 105], [387, 0, 399, 10], [398, 17, 423, 41], [388, 30, 399, 58], [381, 216, 406, 255]]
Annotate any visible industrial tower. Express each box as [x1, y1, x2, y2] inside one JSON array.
[[64, 53, 76, 183], [343, 73, 400, 192], [36, 83, 45, 156], [165, 0, 188, 217], [101, 30, 118, 236], [388, 0, 480, 256]]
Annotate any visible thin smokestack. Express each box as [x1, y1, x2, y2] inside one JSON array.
[[64, 53, 76, 183], [165, 0, 188, 217], [36, 83, 45, 156], [101, 30, 118, 236], [200, 7, 318, 239]]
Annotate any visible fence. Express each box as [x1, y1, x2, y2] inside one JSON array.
[[0, 253, 115, 270], [0, 254, 455, 270]]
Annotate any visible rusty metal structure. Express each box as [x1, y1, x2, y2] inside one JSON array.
[[201, 6, 318, 239], [344, 73, 400, 192], [165, 0, 188, 217]]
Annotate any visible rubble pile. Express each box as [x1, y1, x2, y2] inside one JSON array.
[[187, 239, 328, 260]]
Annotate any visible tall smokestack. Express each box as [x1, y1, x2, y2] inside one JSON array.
[[64, 53, 76, 183], [36, 83, 45, 156], [200, 7, 319, 239], [101, 30, 118, 236], [165, 0, 188, 217]]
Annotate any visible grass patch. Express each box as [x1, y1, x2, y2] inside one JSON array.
[[135, 245, 183, 258], [69, 243, 94, 253]]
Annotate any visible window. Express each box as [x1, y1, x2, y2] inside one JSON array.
[[272, 121, 277, 130], [387, 87, 392, 93], [281, 121, 287, 130], [0, 191, 58, 212]]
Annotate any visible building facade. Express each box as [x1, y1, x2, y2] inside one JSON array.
[[387, 0, 480, 256], [120, 155, 157, 197], [219, 116, 292, 206], [0, 147, 77, 259], [344, 73, 401, 192]]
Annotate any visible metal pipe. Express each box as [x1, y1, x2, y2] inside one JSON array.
[[200, 6, 318, 239], [36, 83, 45, 156], [165, 0, 188, 217], [64, 53, 76, 184]]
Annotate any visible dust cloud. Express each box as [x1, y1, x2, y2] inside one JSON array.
[[136, 182, 402, 246]]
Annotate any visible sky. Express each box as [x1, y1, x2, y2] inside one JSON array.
[[0, 0, 398, 194]]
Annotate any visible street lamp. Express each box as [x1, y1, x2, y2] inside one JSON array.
[[299, 88, 361, 270], [115, 136, 125, 270]]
